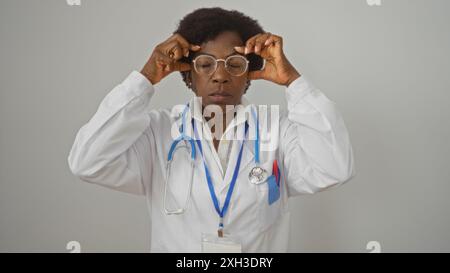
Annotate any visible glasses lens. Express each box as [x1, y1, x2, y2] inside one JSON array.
[[194, 55, 216, 75], [226, 56, 247, 76]]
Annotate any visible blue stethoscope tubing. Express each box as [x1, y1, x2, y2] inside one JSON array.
[[163, 103, 260, 215]]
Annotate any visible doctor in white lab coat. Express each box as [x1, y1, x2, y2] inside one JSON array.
[[68, 29, 355, 252]]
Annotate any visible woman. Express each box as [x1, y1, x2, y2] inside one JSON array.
[[68, 7, 355, 252]]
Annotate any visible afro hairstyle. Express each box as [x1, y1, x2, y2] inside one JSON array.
[[173, 7, 265, 92]]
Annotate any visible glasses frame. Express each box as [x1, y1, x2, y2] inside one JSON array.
[[192, 54, 250, 77]]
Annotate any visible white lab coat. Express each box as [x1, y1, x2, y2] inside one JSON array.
[[67, 71, 355, 252]]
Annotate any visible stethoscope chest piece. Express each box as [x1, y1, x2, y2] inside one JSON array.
[[248, 166, 268, 184]]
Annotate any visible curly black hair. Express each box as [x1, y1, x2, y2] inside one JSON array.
[[173, 7, 265, 92]]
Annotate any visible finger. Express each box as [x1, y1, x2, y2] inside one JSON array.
[[244, 33, 263, 54], [155, 51, 174, 72], [173, 61, 191, 72], [234, 46, 245, 54], [157, 40, 182, 60], [169, 33, 190, 51], [248, 70, 265, 80], [156, 47, 191, 73], [264, 34, 283, 47], [178, 44, 201, 58], [185, 44, 201, 58], [156, 51, 173, 65], [167, 41, 185, 60], [175, 39, 201, 57], [170, 34, 201, 56], [254, 33, 271, 55], [189, 44, 201, 51]]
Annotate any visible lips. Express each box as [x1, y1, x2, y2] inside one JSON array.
[[208, 91, 232, 103], [209, 91, 231, 97]]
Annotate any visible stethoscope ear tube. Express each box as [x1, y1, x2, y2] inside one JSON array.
[[167, 135, 196, 161], [164, 139, 196, 215]]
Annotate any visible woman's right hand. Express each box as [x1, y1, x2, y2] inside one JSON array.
[[141, 34, 201, 85]]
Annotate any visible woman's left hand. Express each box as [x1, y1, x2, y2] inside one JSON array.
[[234, 33, 301, 87]]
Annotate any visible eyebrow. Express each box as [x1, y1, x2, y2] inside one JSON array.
[[194, 51, 244, 59]]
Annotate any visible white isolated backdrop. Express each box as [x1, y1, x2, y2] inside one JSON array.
[[0, 0, 449, 252]]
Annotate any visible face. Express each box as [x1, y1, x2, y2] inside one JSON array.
[[188, 31, 249, 110]]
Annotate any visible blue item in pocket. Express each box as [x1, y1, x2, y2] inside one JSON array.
[[267, 175, 280, 205]]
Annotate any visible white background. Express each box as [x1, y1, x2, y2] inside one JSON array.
[[1, 0, 449, 252]]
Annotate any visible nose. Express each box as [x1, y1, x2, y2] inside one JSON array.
[[212, 61, 230, 84]]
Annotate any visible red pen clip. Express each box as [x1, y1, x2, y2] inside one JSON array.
[[272, 160, 280, 187]]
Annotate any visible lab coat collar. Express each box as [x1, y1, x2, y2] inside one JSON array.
[[185, 95, 258, 193], [187, 95, 257, 153]]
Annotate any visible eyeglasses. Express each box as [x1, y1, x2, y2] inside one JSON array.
[[192, 54, 249, 77]]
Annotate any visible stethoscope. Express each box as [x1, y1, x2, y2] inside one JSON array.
[[163, 103, 268, 215]]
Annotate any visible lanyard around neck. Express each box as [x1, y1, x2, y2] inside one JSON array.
[[192, 118, 249, 235], [181, 102, 260, 162]]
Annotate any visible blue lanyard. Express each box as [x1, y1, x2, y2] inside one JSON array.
[[192, 118, 249, 235], [181, 103, 259, 162], [251, 108, 260, 164]]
